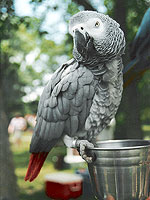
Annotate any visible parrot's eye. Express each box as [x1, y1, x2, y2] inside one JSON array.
[[95, 21, 100, 27]]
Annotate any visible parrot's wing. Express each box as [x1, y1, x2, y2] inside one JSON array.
[[30, 59, 96, 153]]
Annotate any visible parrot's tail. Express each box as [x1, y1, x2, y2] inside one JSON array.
[[24, 152, 49, 182]]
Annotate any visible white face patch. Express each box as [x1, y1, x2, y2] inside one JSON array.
[[69, 17, 105, 40]]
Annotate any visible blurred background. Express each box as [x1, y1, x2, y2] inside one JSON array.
[[0, 0, 150, 199]]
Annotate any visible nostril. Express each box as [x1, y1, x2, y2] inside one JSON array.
[[81, 27, 84, 30]]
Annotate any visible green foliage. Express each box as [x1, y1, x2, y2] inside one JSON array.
[[127, 0, 148, 41], [66, 0, 81, 17], [104, 0, 114, 16], [11, 131, 88, 200], [0, 1, 25, 117], [1, 0, 150, 124], [104, 0, 149, 42], [0, 0, 72, 117], [1, 0, 150, 197], [138, 71, 150, 123]]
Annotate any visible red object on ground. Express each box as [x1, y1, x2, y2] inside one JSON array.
[[45, 173, 83, 200]]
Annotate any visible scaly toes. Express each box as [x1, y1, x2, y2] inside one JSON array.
[[76, 140, 94, 163], [82, 154, 93, 163]]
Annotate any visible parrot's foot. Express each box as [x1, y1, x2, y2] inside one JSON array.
[[76, 140, 94, 163]]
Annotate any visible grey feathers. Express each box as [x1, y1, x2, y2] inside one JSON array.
[[70, 11, 125, 63], [30, 60, 95, 152], [86, 57, 124, 140], [30, 11, 125, 153]]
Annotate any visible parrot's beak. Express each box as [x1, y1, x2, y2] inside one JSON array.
[[74, 29, 91, 56]]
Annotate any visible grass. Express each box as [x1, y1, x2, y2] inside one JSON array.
[[11, 133, 54, 200], [10, 126, 150, 200], [142, 125, 150, 140], [10, 131, 91, 200], [142, 125, 150, 132]]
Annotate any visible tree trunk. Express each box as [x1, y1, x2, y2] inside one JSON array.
[[73, 0, 96, 11], [114, 0, 127, 36], [114, 0, 142, 139], [115, 81, 142, 139], [0, 87, 18, 200]]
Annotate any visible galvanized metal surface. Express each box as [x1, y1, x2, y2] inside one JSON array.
[[87, 140, 150, 200]]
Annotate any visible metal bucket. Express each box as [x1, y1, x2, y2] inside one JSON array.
[[87, 140, 150, 200]]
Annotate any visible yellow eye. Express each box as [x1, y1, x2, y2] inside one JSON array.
[[95, 21, 100, 27]]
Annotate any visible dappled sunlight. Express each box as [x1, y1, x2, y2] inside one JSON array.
[[10, 131, 88, 200], [10, 128, 150, 200], [1, 0, 150, 199]]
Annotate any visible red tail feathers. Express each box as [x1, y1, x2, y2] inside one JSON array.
[[25, 152, 49, 182]]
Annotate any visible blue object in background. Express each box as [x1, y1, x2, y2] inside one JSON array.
[[130, 8, 150, 59], [123, 8, 150, 88], [76, 169, 94, 199]]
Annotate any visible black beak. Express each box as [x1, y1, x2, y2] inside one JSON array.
[[74, 29, 91, 56]]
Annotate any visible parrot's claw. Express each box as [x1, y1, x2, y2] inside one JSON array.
[[76, 140, 94, 163]]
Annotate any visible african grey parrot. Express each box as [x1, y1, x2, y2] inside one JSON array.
[[25, 11, 125, 182]]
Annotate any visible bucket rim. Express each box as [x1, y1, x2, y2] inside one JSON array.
[[88, 139, 150, 151]]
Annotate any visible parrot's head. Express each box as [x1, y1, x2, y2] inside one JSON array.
[[69, 11, 125, 64]]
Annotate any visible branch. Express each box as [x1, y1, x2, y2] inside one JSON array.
[[72, 0, 97, 11]]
